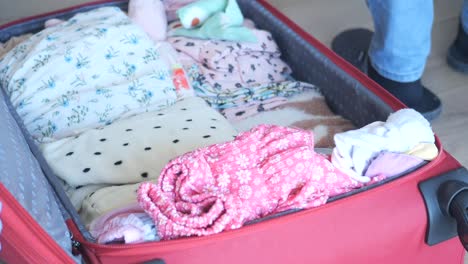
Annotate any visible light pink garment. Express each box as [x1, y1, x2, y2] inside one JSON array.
[[138, 125, 384, 240], [168, 20, 291, 89], [44, 18, 65, 28], [89, 204, 159, 244], [162, 0, 198, 21], [364, 151, 425, 178], [129, 0, 168, 42]]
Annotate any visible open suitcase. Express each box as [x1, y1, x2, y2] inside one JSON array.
[[1, 0, 467, 263]]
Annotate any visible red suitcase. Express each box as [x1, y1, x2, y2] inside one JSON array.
[[0, 1, 466, 263]]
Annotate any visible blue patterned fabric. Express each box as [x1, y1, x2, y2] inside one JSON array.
[[0, 7, 177, 143], [0, 89, 77, 261]]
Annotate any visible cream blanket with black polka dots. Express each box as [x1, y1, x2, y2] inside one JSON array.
[[40, 97, 238, 186]]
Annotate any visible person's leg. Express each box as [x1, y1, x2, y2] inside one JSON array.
[[331, 0, 441, 120], [463, 0, 468, 33], [367, 0, 433, 83], [447, 0, 468, 72]]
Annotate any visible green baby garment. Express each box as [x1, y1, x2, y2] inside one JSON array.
[[172, 0, 256, 42]]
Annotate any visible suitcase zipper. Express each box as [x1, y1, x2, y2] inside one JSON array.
[[72, 237, 82, 249], [70, 234, 82, 255]]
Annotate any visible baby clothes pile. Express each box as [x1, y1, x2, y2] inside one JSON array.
[[0, 0, 438, 247], [164, 0, 354, 144], [168, 20, 316, 116], [0, 6, 238, 230], [43, 96, 239, 225], [90, 109, 438, 243]]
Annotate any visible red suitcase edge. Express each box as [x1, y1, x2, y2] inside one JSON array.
[[0, 0, 465, 263]]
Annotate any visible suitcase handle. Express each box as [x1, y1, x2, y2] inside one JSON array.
[[142, 260, 165, 264], [440, 180, 468, 251], [419, 167, 468, 249]]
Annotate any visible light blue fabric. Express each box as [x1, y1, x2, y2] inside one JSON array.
[[177, 0, 227, 28], [462, 0, 468, 34], [367, 0, 434, 82], [368, 0, 468, 82]]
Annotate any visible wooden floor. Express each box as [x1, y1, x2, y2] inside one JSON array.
[[1, 0, 467, 262]]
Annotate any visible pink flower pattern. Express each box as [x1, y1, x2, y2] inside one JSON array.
[[138, 125, 385, 240]]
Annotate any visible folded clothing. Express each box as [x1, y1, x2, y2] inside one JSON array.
[[364, 151, 426, 178], [90, 204, 159, 244], [138, 125, 383, 240], [232, 90, 355, 148], [0, 7, 179, 142], [170, 22, 289, 88], [193, 77, 314, 110], [172, 0, 256, 42], [221, 96, 289, 120], [40, 96, 238, 187], [331, 108, 435, 182], [168, 22, 312, 109], [0, 34, 32, 59], [80, 183, 143, 226]]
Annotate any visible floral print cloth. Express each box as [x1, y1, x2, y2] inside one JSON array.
[[169, 19, 290, 87], [0, 7, 179, 142], [138, 125, 385, 240], [168, 20, 315, 110]]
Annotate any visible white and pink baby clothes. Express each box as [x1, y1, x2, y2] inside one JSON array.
[[90, 204, 159, 244], [332, 108, 436, 182]]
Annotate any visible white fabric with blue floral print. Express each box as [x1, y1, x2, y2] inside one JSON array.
[[0, 7, 178, 142]]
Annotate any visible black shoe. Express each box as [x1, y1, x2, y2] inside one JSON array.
[[331, 28, 442, 121], [447, 23, 468, 73]]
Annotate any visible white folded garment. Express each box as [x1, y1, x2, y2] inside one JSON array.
[[331, 108, 434, 182]]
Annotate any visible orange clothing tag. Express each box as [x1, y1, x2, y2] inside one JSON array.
[[173, 67, 190, 91]]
